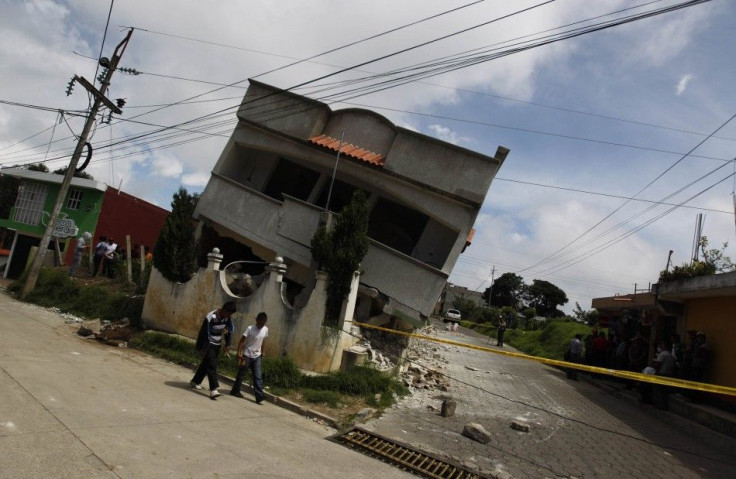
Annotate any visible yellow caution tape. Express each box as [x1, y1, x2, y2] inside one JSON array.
[[353, 321, 736, 397]]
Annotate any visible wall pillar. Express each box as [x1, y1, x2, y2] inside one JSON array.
[[207, 247, 223, 270]]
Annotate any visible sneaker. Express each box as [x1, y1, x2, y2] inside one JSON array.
[[255, 399, 264, 405], [230, 391, 245, 398], [210, 389, 221, 400], [189, 381, 202, 390]]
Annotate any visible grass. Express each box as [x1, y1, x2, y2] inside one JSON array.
[[9, 268, 144, 326], [505, 321, 593, 360]]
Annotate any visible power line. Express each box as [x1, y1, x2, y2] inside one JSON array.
[[494, 177, 733, 214], [2, 1, 710, 167], [516, 113, 736, 274]]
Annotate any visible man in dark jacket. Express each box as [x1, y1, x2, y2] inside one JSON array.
[[190, 301, 236, 399]]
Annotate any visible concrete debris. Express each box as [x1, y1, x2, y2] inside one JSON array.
[[510, 418, 530, 433], [353, 408, 377, 424], [94, 318, 133, 345], [77, 319, 101, 336], [441, 399, 457, 417], [462, 422, 492, 444]]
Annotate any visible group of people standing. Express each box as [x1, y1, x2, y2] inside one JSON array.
[[189, 301, 269, 404], [68, 232, 153, 278], [566, 328, 712, 407], [92, 236, 118, 278]]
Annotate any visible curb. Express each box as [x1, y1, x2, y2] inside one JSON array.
[[201, 368, 341, 430], [579, 374, 736, 456]]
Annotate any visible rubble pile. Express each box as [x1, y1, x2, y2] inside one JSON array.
[[403, 364, 450, 392], [77, 317, 133, 346], [397, 325, 451, 393]]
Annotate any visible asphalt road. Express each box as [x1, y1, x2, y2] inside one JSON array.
[[365, 319, 736, 478], [0, 293, 411, 479]]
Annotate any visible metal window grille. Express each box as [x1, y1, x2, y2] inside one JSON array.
[[66, 189, 83, 210], [13, 181, 48, 225]]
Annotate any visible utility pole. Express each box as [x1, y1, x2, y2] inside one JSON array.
[[21, 29, 133, 299], [486, 266, 495, 308]]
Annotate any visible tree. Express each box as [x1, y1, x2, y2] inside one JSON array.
[[573, 302, 599, 326], [699, 236, 734, 272], [311, 190, 369, 326], [153, 187, 200, 283], [484, 272, 525, 308], [53, 166, 94, 180], [526, 279, 568, 317], [659, 236, 734, 282]]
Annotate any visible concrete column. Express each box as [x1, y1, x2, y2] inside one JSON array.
[[267, 255, 287, 283], [207, 248, 223, 271]]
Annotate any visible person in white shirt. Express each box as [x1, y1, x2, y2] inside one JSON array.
[[69, 231, 91, 277], [102, 238, 118, 278], [230, 312, 269, 404]]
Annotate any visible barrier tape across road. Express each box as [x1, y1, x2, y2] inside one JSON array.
[[353, 322, 736, 397]]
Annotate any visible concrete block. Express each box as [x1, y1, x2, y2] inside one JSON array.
[[462, 423, 491, 444], [441, 399, 456, 417], [511, 418, 530, 432]]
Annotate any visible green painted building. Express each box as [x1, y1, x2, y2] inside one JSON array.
[[0, 167, 107, 278]]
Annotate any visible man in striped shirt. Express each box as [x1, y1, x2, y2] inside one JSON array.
[[190, 301, 236, 399]]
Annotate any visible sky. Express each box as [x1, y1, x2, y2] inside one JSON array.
[[1, 0, 735, 313]]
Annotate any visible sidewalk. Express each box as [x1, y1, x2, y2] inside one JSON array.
[[0, 292, 411, 478], [580, 373, 736, 454]]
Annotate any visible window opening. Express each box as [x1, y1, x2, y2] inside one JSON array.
[[66, 189, 83, 210], [13, 182, 48, 225]]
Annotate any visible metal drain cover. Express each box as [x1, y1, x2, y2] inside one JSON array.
[[332, 427, 490, 478]]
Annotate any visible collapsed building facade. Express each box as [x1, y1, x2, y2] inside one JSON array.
[[142, 80, 508, 371]]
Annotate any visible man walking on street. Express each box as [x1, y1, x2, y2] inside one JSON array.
[[190, 301, 236, 399], [230, 312, 268, 404]]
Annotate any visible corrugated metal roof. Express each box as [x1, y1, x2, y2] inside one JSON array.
[[308, 135, 385, 167]]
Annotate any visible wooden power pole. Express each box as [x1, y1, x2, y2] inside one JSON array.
[[21, 29, 133, 299]]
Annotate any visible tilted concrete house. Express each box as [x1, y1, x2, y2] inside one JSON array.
[[194, 80, 509, 327]]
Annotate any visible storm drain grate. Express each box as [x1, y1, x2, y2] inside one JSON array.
[[332, 427, 489, 479]]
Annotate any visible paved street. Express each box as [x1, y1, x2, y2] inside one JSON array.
[[0, 293, 411, 479], [366, 320, 736, 478]]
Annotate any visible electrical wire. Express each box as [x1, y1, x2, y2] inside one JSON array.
[[1, 1, 712, 167], [515, 113, 736, 275]]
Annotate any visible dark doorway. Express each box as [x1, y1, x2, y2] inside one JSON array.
[[6, 234, 40, 279]]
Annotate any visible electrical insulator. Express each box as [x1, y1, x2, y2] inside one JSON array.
[[97, 68, 108, 84], [65, 77, 75, 96], [118, 67, 140, 75]]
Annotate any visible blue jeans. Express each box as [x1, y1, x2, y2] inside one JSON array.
[[232, 356, 264, 402], [69, 247, 84, 276]]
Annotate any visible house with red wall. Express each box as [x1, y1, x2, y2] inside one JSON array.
[[64, 187, 169, 265]]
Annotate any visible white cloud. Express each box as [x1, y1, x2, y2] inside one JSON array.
[[182, 171, 210, 187], [2, 0, 733, 313], [427, 124, 472, 146], [676, 74, 693, 96], [151, 156, 183, 178]]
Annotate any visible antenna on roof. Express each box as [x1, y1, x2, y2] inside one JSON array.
[[325, 130, 344, 213]]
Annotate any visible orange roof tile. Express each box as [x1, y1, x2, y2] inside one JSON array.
[[308, 135, 385, 167]]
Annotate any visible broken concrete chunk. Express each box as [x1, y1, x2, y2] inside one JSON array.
[[510, 418, 530, 432], [462, 423, 491, 444], [78, 319, 101, 336], [441, 399, 456, 417]]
